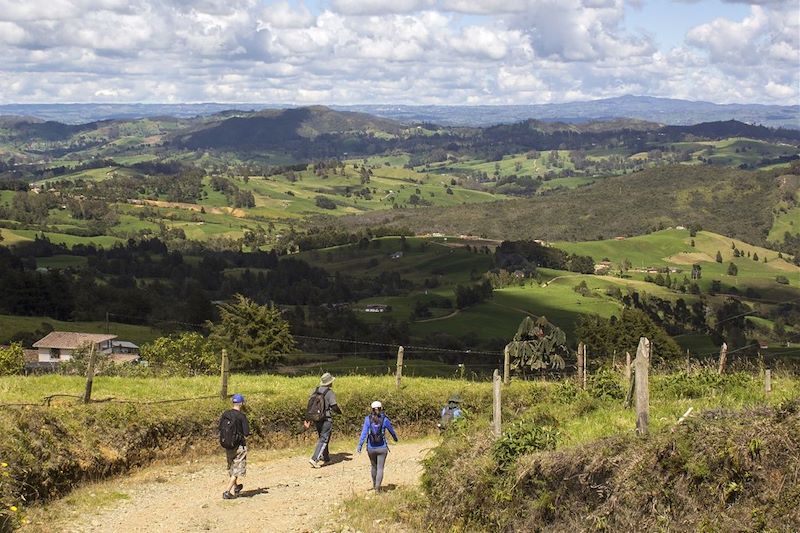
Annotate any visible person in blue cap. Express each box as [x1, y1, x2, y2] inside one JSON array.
[[219, 393, 250, 499]]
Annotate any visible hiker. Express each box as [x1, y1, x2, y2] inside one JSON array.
[[438, 394, 463, 430], [219, 393, 250, 500], [303, 372, 342, 468], [356, 401, 398, 493]]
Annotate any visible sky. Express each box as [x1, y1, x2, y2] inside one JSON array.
[[0, 0, 797, 105]]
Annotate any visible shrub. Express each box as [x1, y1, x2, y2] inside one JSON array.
[[314, 196, 337, 209], [493, 420, 559, 468], [0, 345, 24, 376], [588, 369, 625, 400], [139, 332, 218, 375]]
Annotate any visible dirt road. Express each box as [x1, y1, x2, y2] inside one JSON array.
[[41, 439, 433, 533]]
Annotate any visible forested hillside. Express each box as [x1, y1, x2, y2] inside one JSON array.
[[335, 165, 786, 244]]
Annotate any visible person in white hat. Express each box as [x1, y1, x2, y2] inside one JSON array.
[[356, 400, 398, 492], [304, 372, 342, 468]]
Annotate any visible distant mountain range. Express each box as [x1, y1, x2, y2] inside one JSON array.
[[1, 95, 797, 128]]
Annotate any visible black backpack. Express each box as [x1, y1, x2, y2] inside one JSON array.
[[368, 414, 385, 447], [219, 410, 242, 450], [305, 387, 327, 422]]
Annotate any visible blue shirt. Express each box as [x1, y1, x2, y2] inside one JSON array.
[[357, 414, 398, 451]]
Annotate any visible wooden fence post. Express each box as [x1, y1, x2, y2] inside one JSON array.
[[395, 346, 404, 389], [492, 369, 502, 437], [717, 342, 728, 375], [503, 345, 510, 385], [634, 337, 651, 435], [765, 369, 772, 395], [577, 342, 585, 389], [83, 344, 97, 404], [624, 351, 632, 384], [582, 344, 588, 390], [220, 349, 229, 399], [686, 349, 691, 372]]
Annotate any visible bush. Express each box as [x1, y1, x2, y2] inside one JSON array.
[[493, 420, 559, 468], [588, 369, 625, 400], [314, 196, 337, 210], [140, 332, 218, 375], [776, 275, 789, 285], [0, 345, 24, 376]]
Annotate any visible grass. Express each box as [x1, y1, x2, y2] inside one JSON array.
[[0, 314, 162, 346], [335, 370, 800, 531]]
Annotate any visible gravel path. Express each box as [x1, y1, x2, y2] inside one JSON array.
[[54, 439, 433, 533]]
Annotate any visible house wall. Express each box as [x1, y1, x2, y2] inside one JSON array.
[[38, 348, 74, 363], [37, 342, 112, 363]]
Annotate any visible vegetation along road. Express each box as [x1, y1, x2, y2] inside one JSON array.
[[24, 439, 433, 533]]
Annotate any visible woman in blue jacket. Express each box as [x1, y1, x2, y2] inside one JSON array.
[[357, 400, 398, 492]]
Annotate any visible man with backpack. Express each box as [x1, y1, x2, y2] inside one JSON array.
[[438, 394, 463, 431], [219, 393, 250, 500], [356, 400, 398, 493], [303, 372, 342, 468]]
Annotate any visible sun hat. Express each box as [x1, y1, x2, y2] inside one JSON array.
[[448, 394, 461, 404], [232, 393, 245, 404], [319, 372, 335, 386], [371, 400, 383, 410]]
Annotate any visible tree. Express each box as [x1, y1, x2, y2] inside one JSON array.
[[0, 343, 24, 375], [715, 250, 723, 263], [208, 294, 295, 369], [727, 262, 738, 276], [576, 309, 682, 366], [753, 252, 759, 261], [140, 332, 217, 375], [506, 316, 567, 371]]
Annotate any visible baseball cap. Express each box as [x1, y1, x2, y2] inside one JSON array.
[[232, 393, 245, 404]]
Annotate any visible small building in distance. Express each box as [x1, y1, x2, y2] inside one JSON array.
[[390, 251, 404, 260], [111, 340, 141, 363], [594, 261, 613, 274], [364, 304, 391, 313], [33, 332, 117, 363]]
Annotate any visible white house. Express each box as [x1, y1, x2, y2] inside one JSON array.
[[33, 332, 117, 363]]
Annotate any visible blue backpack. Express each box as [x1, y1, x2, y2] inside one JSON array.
[[368, 414, 385, 446]]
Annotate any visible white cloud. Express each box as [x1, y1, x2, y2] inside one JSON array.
[[330, 0, 435, 15], [0, 0, 795, 106]]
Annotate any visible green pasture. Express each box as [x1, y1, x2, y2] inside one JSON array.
[[437, 151, 576, 178], [0, 314, 162, 346], [0, 228, 121, 248], [769, 205, 800, 243], [234, 162, 504, 219]]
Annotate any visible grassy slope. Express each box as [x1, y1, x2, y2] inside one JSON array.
[[307, 231, 798, 350], [0, 314, 162, 345]]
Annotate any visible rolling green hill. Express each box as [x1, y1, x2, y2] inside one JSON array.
[[335, 164, 784, 245]]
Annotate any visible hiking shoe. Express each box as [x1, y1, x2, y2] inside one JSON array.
[[234, 484, 243, 495], [222, 491, 237, 500], [309, 458, 319, 468]]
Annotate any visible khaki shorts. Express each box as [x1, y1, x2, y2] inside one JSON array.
[[225, 445, 247, 477]]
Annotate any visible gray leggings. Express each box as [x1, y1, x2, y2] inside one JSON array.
[[367, 447, 388, 491]]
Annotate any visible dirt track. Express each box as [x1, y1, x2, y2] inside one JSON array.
[[48, 439, 432, 533]]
